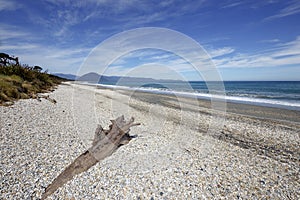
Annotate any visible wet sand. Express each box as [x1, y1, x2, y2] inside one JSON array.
[[112, 86, 300, 125]]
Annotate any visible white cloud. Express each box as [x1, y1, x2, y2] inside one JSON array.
[[152, 54, 173, 60]]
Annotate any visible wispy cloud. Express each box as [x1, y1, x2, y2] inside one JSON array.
[[0, 44, 39, 51], [213, 36, 300, 68], [0, 23, 90, 73], [0, 0, 21, 11], [105, 63, 186, 80], [208, 47, 235, 58], [105, 35, 300, 79], [0, 25, 29, 41], [0, 24, 37, 50], [0, 41, 90, 73], [264, 1, 300, 21], [104, 47, 231, 79], [75, 27, 220, 79], [221, 1, 244, 9], [259, 39, 280, 43], [27, 0, 208, 40], [1, 0, 299, 81]]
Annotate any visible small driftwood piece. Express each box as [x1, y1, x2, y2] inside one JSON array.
[[36, 94, 57, 104], [41, 116, 140, 200]]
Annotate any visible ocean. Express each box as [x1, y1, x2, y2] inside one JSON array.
[[92, 81, 300, 111]]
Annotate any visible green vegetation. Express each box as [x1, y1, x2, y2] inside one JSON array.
[[0, 54, 65, 105]]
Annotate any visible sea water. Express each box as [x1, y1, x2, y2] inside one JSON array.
[[91, 81, 300, 111]]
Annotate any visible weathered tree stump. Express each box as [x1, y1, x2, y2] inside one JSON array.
[[41, 116, 140, 199]]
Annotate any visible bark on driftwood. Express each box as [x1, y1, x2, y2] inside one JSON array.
[[41, 116, 140, 200]]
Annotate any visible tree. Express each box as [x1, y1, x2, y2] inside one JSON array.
[[0, 53, 10, 66], [0, 53, 20, 66], [33, 65, 43, 72]]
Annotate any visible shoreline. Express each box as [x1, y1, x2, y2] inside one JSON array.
[[92, 83, 300, 125]]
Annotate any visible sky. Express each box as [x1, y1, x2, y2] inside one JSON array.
[[0, 0, 300, 81]]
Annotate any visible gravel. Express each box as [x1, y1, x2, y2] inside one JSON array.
[[1, 83, 299, 199]]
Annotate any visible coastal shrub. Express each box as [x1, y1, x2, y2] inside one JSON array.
[[0, 61, 65, 105]]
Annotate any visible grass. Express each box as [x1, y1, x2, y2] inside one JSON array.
[[0, 64, 65, 105]]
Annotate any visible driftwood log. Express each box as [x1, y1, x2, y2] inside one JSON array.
[[41, 116, 140, 200]]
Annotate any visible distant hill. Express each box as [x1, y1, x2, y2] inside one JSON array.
[[76, 72, 101, 83], [53, 73, 78, 80], [76, 72, 180, 85]]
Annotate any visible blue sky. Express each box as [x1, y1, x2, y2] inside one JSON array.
[[0, 0, 300, 81]]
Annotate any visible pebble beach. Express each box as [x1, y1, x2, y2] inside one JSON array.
[[1, 82, 299, 199]]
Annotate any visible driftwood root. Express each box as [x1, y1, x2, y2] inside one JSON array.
[[41, 115, 140, 199]]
